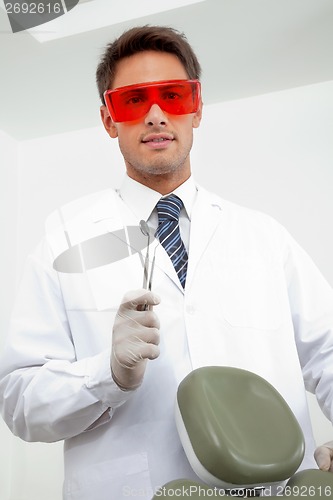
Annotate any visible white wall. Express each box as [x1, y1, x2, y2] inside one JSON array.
[[1, 80, 333, 499], [0, 130, 17, 500], [0, 130, 18, 348]]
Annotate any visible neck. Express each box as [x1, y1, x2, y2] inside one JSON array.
[[126, 170, 191, 195]]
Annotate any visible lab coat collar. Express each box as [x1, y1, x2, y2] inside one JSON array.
[[118, 174, 197, 223], [118, 175, 161, 222], [163, 177, 197, 222]]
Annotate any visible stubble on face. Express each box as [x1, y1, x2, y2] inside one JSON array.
[[119, 126, 193, 186]]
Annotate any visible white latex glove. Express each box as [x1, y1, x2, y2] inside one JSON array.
[[111, 289, 161, 391], [314, 441, 333, 473]]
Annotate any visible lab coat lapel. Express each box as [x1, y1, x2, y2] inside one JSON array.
[[151, 187, 224, 294], [154, 241, 184, 292], [186, 187, 223, 290]]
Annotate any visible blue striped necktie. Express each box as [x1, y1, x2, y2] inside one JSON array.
[[155, 194, 188, 288]]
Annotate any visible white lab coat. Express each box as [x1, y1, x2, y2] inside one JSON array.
[[1, 184, 333, 500]]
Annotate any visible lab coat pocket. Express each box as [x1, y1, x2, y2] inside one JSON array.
[[64, 453, 152, 500], [219, 261, 283, 330]]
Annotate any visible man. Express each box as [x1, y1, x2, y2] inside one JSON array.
[[0, 26, 333, 499]]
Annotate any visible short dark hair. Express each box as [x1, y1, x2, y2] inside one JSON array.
[[96, 25, 201, 104]]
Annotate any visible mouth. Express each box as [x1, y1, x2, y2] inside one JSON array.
[[142, 134, 174, 149]]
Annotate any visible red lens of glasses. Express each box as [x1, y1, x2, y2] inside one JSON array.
[[104, 79, 201, 122]]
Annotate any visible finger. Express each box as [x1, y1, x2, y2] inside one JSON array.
[[137, 310, 160, 329], [120, 289, 161, 311], [130, 341, 160, 361], [115, 339, 160, 365], [314, 446, 333, 471], [134, 327, 160, 346], [116, 309, 160, 329], [113, 326, 160, 351]]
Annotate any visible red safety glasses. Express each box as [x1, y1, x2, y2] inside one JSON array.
[[104, 79, 201, 123]]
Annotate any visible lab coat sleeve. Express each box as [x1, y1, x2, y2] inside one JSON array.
[[0, 239, 134, 443], [284, 230, 333, 424]]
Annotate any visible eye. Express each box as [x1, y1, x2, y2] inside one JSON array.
[[126, 95, 145, 105], [163, 91, 182, 101], [120, 89, 148, 107]]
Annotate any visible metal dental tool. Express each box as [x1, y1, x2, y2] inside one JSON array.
[[139, 220, 158, 291], [140, 220, 158, 311], [140, 220, 151, 289], [139, 220, 159, 291]]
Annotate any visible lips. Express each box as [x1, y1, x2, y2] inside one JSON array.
[[146, 138, 168, 143], [142, 133, 174, 145]]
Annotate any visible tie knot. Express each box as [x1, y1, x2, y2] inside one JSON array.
[[156, 194, 183, 223]]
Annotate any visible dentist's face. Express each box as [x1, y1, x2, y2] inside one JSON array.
[[100, 51, 202, 191]]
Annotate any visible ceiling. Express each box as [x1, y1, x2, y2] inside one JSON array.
[[0, 0, 333, 141]]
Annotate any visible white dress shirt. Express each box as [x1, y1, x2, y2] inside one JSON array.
[[118, 173, 198, 252]]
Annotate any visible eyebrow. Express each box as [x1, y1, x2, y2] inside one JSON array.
[[120, 87, 148, 96]]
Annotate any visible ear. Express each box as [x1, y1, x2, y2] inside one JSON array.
[[192, 99, 203, 129], [100, 106, 118, 138]]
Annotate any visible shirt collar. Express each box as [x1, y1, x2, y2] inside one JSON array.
[[118, 174, 198, 221]]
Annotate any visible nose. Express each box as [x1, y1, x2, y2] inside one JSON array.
[[144, 103, 168, 126]]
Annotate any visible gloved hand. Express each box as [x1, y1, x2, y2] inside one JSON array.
[[111, 289, 161, 391], [314, 441, 333, 473]]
